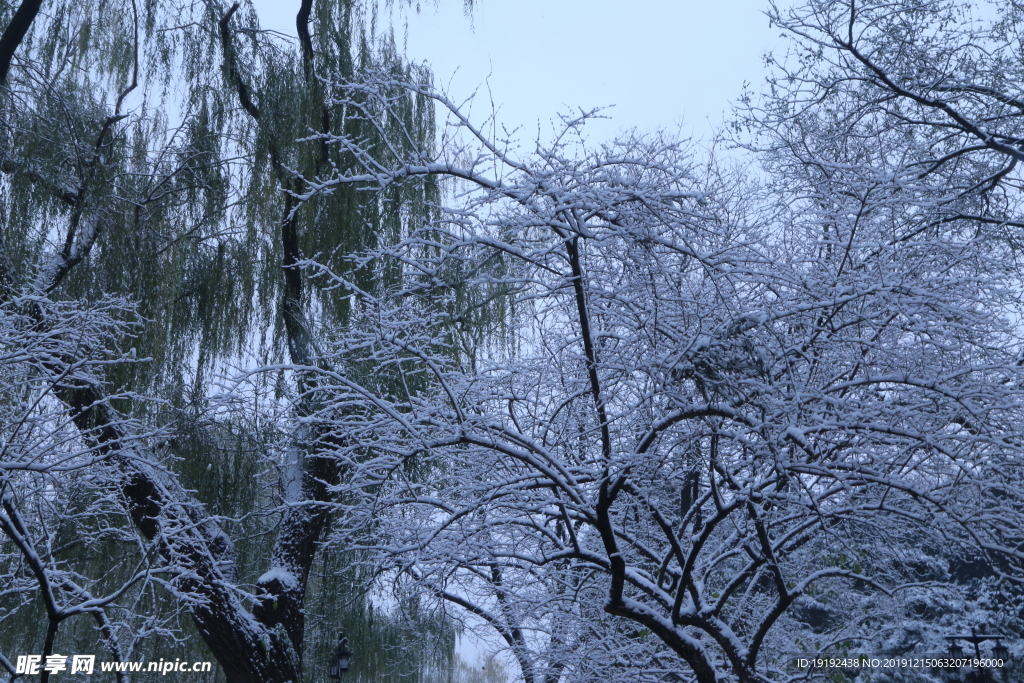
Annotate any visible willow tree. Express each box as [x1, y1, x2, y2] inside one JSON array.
[[0, 0, 454, 681]]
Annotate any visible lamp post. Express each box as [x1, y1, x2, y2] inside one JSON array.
[[328, 632, 351, 681], [944, 628, 1008, 683]]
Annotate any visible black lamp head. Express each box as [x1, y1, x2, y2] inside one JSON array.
[[328, 633, 352, 680]]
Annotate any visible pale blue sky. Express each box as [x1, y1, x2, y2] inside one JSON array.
[[249, 0, 783, 143]]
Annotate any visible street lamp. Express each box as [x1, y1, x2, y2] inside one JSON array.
[[328, 632, 351, 681], [945, 628, 1008, 682]]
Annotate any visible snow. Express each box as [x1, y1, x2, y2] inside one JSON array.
[[257, 567, 298, 590]]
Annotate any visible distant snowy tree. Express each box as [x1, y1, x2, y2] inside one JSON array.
[[745, 0, 1024, 665]]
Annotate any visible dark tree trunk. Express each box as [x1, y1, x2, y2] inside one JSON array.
[[0, 0, 43, 87], [60, 381, 302, 682]]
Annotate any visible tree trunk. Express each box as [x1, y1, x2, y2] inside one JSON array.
[[0, 0, 43, 87]]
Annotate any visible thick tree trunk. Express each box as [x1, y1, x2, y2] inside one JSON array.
[[219, 4, 346, 667], [0, 0, 43, 87], [60, 382, 302, 682]]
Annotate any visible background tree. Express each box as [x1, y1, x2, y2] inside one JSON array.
[[0, 0, 455, 681], [745, 0, 1024, 665]]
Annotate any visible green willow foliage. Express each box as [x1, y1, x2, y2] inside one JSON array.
[[0, 0, 459, 680]]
